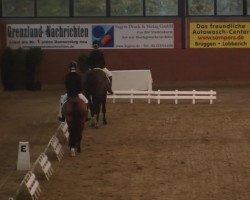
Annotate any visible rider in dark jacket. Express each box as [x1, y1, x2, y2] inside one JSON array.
[[87, 43, 105, 69], [65, 61, 82, 98], [58, 61, 89, 122], [87, 42, 113, 94]]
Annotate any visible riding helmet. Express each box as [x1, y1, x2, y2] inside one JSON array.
[[69, 60, 77, 71]]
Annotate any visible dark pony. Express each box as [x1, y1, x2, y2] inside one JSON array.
[[62, 96, 87, 156], [83, 68, 109, 128]]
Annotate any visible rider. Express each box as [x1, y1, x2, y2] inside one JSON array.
[[58, 61, 88, 122], [87, 41, 114, 94]]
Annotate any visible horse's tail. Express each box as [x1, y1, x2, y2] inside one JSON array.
[[71, 99, 82, 136]]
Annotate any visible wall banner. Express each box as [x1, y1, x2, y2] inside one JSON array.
[[190, 22, 250, 48], [6, 23, 174, 49]]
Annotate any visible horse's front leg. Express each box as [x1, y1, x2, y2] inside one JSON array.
[[90, 115, 97, 128], [90, 114, 99, 128]]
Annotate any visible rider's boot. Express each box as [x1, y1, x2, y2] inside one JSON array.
[[58, 116, 65, 122], [107, 76, 114, 95]]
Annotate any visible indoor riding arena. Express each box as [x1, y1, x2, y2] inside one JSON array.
[[0, 1, 250, 200]]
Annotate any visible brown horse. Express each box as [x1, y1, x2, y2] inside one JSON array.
[[62, 96, 87, 156], [83, 68, 109, 128]]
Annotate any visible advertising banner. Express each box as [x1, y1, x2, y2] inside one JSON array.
[[190, 22, 250, 48], [6, 23, 174, 49]]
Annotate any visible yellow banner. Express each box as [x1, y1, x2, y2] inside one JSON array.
[[190, 22, 250, 48]]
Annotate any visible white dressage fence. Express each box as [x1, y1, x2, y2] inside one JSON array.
[[36, 153, 54, 181], [22, 171, 42, 200], [48, 135, 64, 162], [107, 89, 217, 104]]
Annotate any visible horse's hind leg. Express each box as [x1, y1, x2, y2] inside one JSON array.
[[68, 130, 76, 156], [96, 113, 100, 127], [89, 102, 97, 127], [102, 101, 107, 125], [90, 108, 98, 128], [76, 132, 82, 153]]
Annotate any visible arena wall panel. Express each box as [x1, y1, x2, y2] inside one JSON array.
[[0, 18, 250, 86]]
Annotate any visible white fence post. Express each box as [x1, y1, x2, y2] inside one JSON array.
[[130, 89, 134, 104], [157, 89, 160, 104], [148, 93, 151, 104], [210, 90, 213, 104], [175, 90, 178, 104], [192, 89, 196, 105]]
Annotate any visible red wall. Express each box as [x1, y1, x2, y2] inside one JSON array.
[[37, 48, 250, 85], [1, 18, 250, 86]]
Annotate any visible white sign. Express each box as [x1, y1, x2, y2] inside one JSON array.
[[114, 23, 174, 49], [6, 23, 174, 49], [7, 24, 91, 49]]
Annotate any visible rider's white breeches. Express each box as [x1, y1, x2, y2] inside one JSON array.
[[58, 93, 88, 118], [102, 67, 112, 78], [78, 93, 89, 103]]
